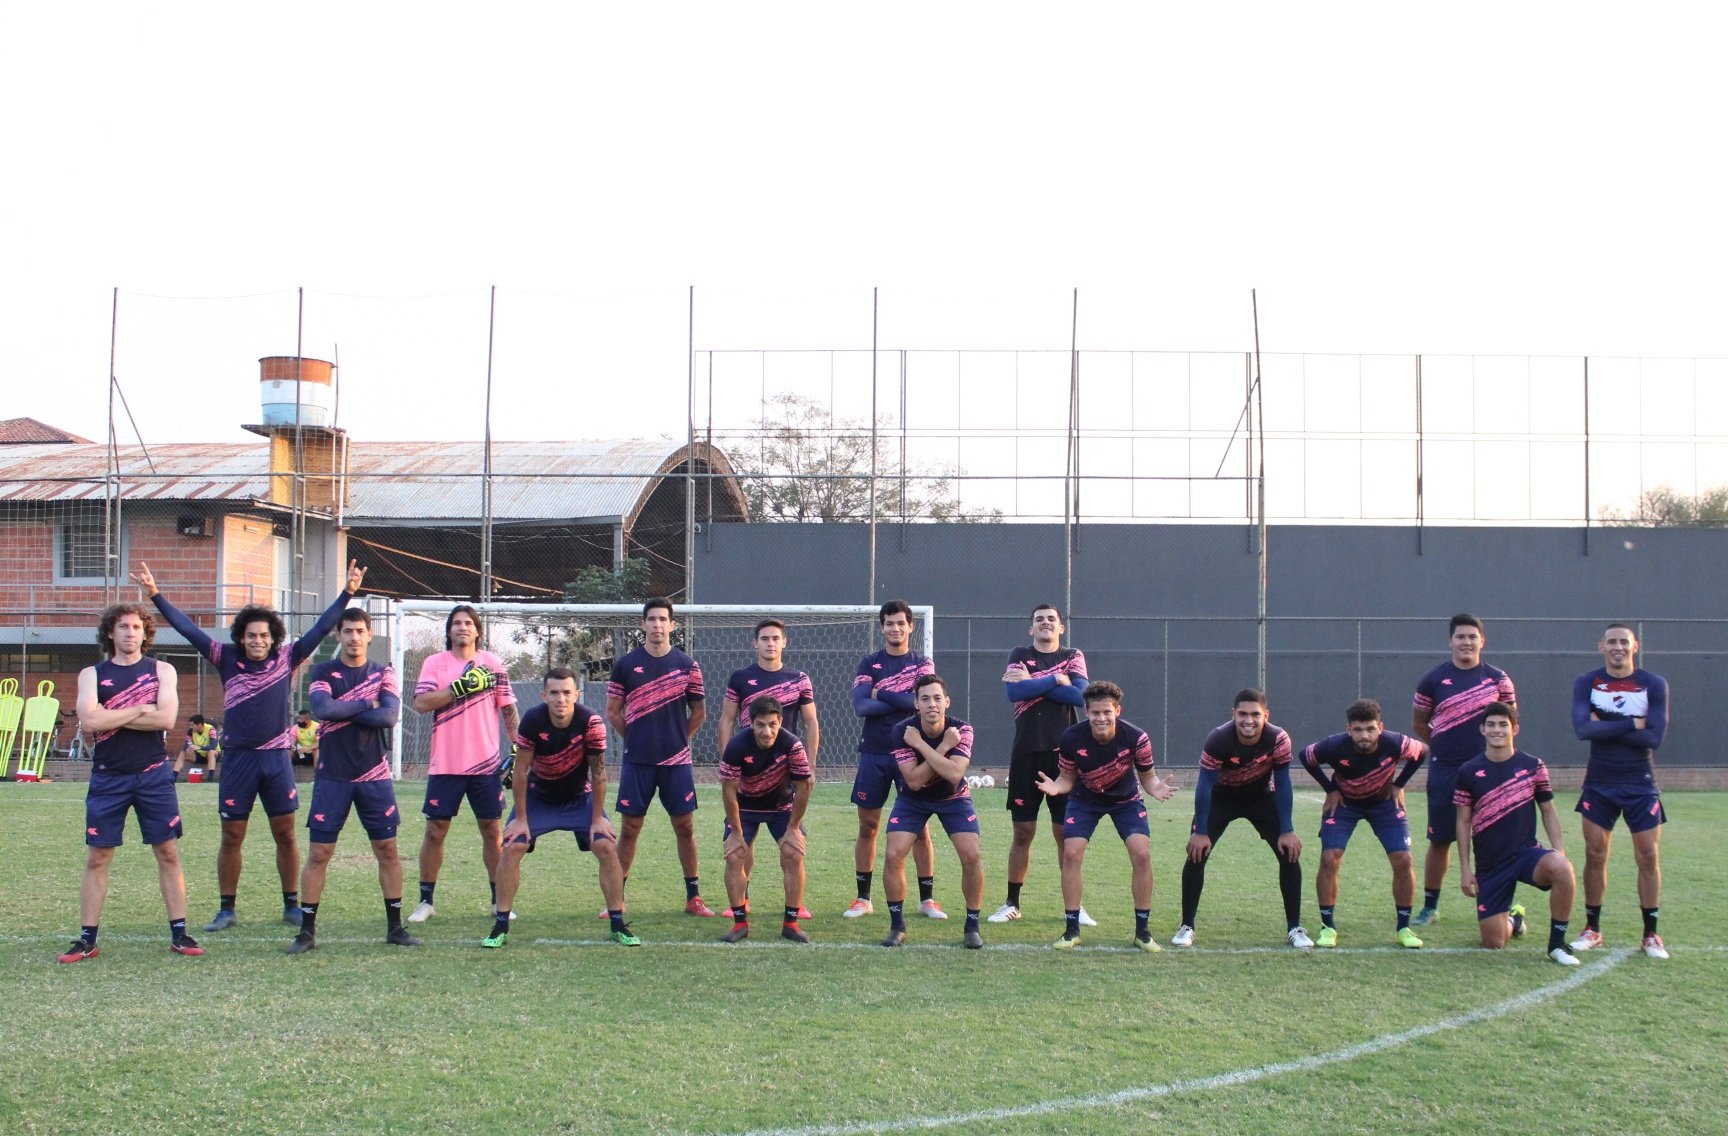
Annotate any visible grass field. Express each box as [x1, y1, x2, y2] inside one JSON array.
[[1, 781, 1723, 1135]]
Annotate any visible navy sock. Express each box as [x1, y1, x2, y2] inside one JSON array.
[[855, 871, 873, 902], [1319, 904, 1337, 929], [1396, 906, 1412, 930], [1642, 907, 1659, 937], [609, 909, 627, 933], [491, 915, 510, 937], [299, 904, 318, 936], [385, 898, 403, 930], [1550, 919, 1570, 952], [1006, 881, 1023, 908], [918, 876, 935, 903], [419, 881, 436, 905], [784, 906, 800, 925], [1586, 904, 1601, 931], [1423, 888, 1440, 910], [888, 901, 906, 931], [1065, 909, 1081, 937], [283, 891, 299, 910], [80, 924, 99, 946], [169, 919, 186, 940], [1135, 908, 1150, 935], [489, 880, 497, 906], [964, 909, 980, 933], [220, 894, 237, 912], [685, 877, 701, 901]]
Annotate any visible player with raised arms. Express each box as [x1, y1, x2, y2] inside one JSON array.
[[407, 604, 519, 924], [1568, 622, 1671, 959], [135, 558, 365, 932], [1300, 698, 1428, 948], [1410, 613, 1516, 927], [60, 602, 201, 962], [486, 667, 636, 948], [288, 606, 418, 953], [1035, 680, 1175, 952], [845, 599, 943, 921], [1454, 701, 1580, 965], [607, 597, 715, 917], [717, 698, 814, 944], [1173, 688, 1311, 949], [881, 674, 985, 948]]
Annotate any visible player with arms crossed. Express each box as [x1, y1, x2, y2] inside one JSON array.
[[1174, 688, 1311, 949], [1300, 699, 1428, 948], [1569, 622, 1671, 959], [60, 602, 201, 962], [992, 602, 1094, 928], [1410, 613, 1516, 927], [716, 618, 819, 920], [607, 597, 714, 917], [882, 675, 985, 948], [408, 604, 519, 924], [1454, 702, 1580, 965], [288, 607, 418, 953], [1035, 681, 1175, 952], [136, 558, 365, 931], [486, 667, 636, 947], [717, 698, 814, 944], [846, 599, 943, 921]]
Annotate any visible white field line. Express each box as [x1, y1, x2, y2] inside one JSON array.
[[724, 948, 1638, 1136]]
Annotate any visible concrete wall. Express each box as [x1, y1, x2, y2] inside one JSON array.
[[695, 523, 1727, 770]]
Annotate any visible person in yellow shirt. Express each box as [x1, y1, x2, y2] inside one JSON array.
[[175, 715, 221, 779], [292, 712, 319, 768]]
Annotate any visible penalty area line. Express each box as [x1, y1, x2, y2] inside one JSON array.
[[724, 948, 1635, 1136]]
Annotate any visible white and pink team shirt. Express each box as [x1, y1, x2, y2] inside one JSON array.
[[415, 649, 516, 777]]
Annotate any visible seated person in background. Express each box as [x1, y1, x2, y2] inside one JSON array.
[[292, 712, 319, 767], [175, 715, 221, 778]]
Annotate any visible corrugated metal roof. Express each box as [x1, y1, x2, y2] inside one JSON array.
[[0, 418, 95, 444], [0, 439, 724, 522]]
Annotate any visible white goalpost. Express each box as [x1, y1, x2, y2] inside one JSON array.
[[384, 601, 935, 780]]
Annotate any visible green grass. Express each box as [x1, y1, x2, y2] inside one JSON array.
[[1, 782, 1723, 1135]]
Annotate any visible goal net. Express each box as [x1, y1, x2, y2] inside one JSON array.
[[384, 601, 935, 780]]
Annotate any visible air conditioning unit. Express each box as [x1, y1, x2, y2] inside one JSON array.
[[177, 516, 215, 538]]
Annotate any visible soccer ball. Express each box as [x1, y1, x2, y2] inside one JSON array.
[[980, 774, 996, 789], [966, 775, 981, 789]]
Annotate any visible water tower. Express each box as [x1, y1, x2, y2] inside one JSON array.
[[243, 356, 348, 513]]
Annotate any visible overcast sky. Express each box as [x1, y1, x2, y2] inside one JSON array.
[[5, 2, 1725, 516]]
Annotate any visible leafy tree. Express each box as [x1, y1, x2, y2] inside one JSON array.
[[1599, 484, 1728, 526], [733, 393, 1001, 522], [503, 558, 654, 679]]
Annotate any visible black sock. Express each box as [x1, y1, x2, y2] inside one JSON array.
[[855, 871, 873, 902], [419, 881, 436, 905], [1006, 880, 1023, 908], [299, 903, 318, 936], [1319, 905, 1337, 929], [888, 901, 906, 931], [385, 898, 403, 931], [1065, 909, 1081, 937], [1549, 919, 1570, 953], [964, 908, 980, 933], [784, 906, 800, 925], [169, 918, 186, 940], [609, 909, 627, 933], [80, 924, 99, 946], [1135, 908, 1150, 935], [491, 915, 510, 937], [1395, 906, 1412, 931], [685, 877, 701, 901], [283, 891, 299, 910], [489, 880, 497, 907], [1423, 888, 1440, 910], [918, 876, 934, 903], [1586, 904, 1601, 931], [220, 894, 237, 912], [1180, 858, 1206, 927], [1642, 906, 1659, 937]]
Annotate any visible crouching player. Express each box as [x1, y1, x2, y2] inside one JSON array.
[[289, 607, 419, 953], [1034, 681, 1176, 952], [718, 698, 814, 944], [486, 667, 635, 947], [1454, 702, 1580, 965]]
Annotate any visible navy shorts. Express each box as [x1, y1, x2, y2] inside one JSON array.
[[1008, 749, 1066, 823], [423, 772, 505, 821], [1425, 764, 1461, 844], [723, 808, 794, 846], [1577, 782, 1666, 834], [1475, 844, 1554, 919], [615, 763, 698, 818], [86, 761, 182, 847], [1319, 798, 1412, 854], [1063, 796, 1150, 842], [506, 789, 608, 852], [307, 779, 401, 843], [851, 750, 901, 811], [887, 793, 980, 838], [217, 749, 300, 821]]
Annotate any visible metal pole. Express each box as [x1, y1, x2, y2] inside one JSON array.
[[293, 287, 305, 632], [685, 285, 697, 603], [1251, 289, 1267, 691], [105, 287, 119, 607], [1582, 356, 1592, 554], [1065, 288, 1078, 622], [868, 286, 879, 604], [1416, 354, 1425, 555], [899, 349, 908, 549], [481, 285, 496, 603]]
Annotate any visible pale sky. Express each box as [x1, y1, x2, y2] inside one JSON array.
[[5, 3, 1725, 519]]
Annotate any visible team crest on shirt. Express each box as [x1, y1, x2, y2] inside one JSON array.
[[88, 826, 100, 836], [100, 679, 113, 687], [314, 813, 327, 823], [1076, 748, 1088, 757], [871, 663, 882, 670], [747, 679, 759, 686], [1441, 678, 1453, 686], [633, 666, 645, 673], [428, 798, 440, 807], [1474, 770, 1486, 777], [539, 733, 549, 741]]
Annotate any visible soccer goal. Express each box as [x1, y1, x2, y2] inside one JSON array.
[[384, 601, 934, 779]]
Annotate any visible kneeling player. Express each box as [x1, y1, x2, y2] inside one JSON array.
[[1034, 681, 1175, 952], [1454, 702, 1579, 965], [882, 675, 985, 948], [487, 668, 636, 947], [718, 698, 814, 944], [1300, 699, 1428, 948], [290, 607, 419, 953]]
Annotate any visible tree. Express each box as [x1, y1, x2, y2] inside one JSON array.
[[1598, 484, 1728, 526], [502, 557, 654, 678], [732, 393, 1001, 523]]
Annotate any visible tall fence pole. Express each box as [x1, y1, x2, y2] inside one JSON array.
[[481, 284, 497, 604], [1065, 287, 1079, 621], [1251, 289, 1267, 690], [685, 285, 697, 604], [104, 287, 120, 607], [869, 286, 878, 605]]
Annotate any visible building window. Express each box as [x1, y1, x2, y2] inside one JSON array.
[[57, 503, 108, 582]]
